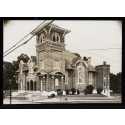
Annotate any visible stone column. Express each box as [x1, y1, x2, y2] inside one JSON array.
[[51, 77, 54, 91], [33, 82, 35, 91], [29, 82, 31, 90]]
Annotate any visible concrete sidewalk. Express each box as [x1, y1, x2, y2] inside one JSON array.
[[3, 94, 121, 104], [3, 99, 38, 104]]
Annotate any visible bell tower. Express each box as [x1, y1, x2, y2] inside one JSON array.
[[31, 22, 71, 73]]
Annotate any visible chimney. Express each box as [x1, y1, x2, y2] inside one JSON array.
[[88, 57, 91, 65], [103, 61, 106, 65]]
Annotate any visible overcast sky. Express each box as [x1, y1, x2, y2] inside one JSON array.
[[3, 20, 122, 74]]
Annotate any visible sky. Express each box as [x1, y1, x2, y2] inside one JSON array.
[[3, 20, 122, 74]]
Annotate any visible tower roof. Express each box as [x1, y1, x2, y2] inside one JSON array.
[[31, 22, 71, 35]]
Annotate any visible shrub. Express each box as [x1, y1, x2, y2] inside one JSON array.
[[86, 85, 94, 94], [51, 94, 55, 98], [97, 88, 103, 94], [84, 89, 89, 95], [71, 88, 76, 95], [65, 89, 70, 95]]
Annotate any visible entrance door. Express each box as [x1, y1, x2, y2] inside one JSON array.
[[34, 81, 36, 91], [30, 80, 33, 90], [27, 82, 29, 90]]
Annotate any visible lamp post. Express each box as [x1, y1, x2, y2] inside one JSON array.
[[8, 79, 12, 104]]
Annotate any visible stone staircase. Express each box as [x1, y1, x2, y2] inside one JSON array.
[[6, 91, 48, 101]]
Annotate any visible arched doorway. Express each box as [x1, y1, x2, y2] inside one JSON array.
[[86, 85, 94, 94], [34, 81, 36, 91], [27, 82, 29, 90], [30, 80, 33, 91]]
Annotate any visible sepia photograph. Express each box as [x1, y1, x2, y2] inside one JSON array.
[[3, 20, 122, 105]]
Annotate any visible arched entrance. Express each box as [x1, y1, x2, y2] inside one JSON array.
[[27, 82, 29, 90], [34, 81, 36, 91], [86, 85, 94, 94], [30, 80, 33, 90]]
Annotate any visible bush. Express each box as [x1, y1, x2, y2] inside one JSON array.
[[71, 88, 76, 95], [84, 89, 89, 95], [51, 94, 55, 98], [65, 89, 70, 95], [97, 88, 103, 94], [86, 85, 94, 94]]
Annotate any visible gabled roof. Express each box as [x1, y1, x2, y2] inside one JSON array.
[[88, 64, 97, 72]]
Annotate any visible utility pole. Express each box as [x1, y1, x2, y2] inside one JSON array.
[[8, 79, 12, 104]]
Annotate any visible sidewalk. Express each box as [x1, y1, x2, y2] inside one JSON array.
[[3, 99, 38, 104], [3, 94, 121, 104]]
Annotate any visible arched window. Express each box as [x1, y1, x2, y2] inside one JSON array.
[[52, 32, 60, 42], [89, 73, 93, 83], [39, 34, 45, 43], [54, 59, 59, 68], [55, 78, 59, 86], [77, 62, 85, 83]]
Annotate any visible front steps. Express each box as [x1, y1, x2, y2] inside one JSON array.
[[6, 91, 48, 101]]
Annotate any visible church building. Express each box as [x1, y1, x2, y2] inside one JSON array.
[[16, 23, 110, 96]]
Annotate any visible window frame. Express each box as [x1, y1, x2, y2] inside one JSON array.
[[39, 34, 45, 44], [52, 32, 60, 42], [89, 72, 93, 83], [54, 59, 59, 69], [40, 60, 44, 69], [77, 62, 85, 83], [55, 78, 59, 86]]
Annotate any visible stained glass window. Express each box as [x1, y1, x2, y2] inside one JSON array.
[[77, 62, 85, 83]]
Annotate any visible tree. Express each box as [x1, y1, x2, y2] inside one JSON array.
[[73, 52, 81, 57], [110, 72, 122, 93], [17, 53, 30, 63], [3, 53, 30, 90]]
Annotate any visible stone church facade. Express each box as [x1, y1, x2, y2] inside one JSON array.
[[16, 23, 110, 96]]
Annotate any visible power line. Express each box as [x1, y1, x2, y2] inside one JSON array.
[[3, 20, 54, 57], [4, 20, 46, 54], [68, 48, 121, 51], [6, 44, 121, 67], [67, 45, 121, 62]]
